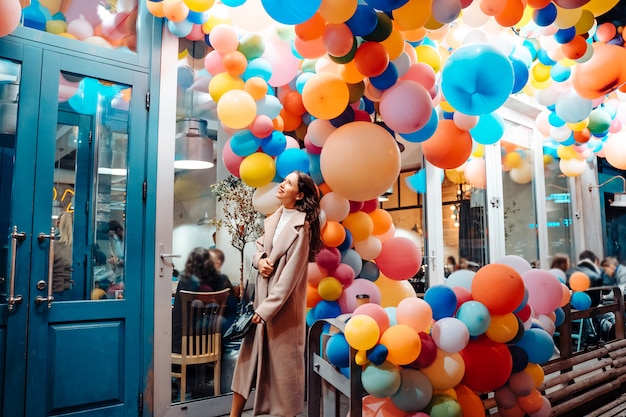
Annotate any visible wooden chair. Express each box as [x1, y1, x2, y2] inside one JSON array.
[[172, 288, 230, 401]]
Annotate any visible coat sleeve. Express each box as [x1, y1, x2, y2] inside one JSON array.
[[254, 223, 310, 323], [252, 234, 267, 270]]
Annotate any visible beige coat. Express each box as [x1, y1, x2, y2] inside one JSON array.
[[231, 207, 311, 417]]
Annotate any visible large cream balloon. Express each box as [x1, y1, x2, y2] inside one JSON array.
[[252, 182, 281, 215], [603, 132, 626, 170], [0, 0, 21, 37], [320, 122, 401, 202]]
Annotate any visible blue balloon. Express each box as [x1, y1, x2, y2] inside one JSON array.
[[276, 148, 309, 178], [261, 0, 321, 24], [424, 285, 458, 320], [533, 3, 557, 27], [337, 229, 354, 253], [187, 10, 209, 24], [243, 58, 272, 82], [68, 78, 99, 115], [384, 307, 397, 326], [360, 261, 380, 281], [364, 0, 409, 11], [571, 291, 592, 310], [554, 307, 565, 327], [470, 112, 505, 145], [441, 43, 514, 116], [308, 153, 324, 184], [549, 111, 566, 127], [456, 300, 491, 336], [537, 48, 556, 66], [508, 345, 529, 373], [406, 169, 427, 194], [231, 130, 261, 157], [256, 95, 282, 119], [367, 344, 388, 365], [261, 131, 286, 156], [509, 55, 529, 94], [399, 109, 438, 143], [22, 4, 47, 31], [554, 26, 576, 44], [346, 5, 379, 37], [330, 106, 355, 128], [167, 19, 193, 38], [314, 300, 342, 320], [369, 62, 399, 90], [515, 328, 555, 364], [361, 362, 401, 397], [326, 333, 351, 368], [222, 0, 245, 5]]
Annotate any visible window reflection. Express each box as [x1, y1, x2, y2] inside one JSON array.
[[21, 0, 138, 53], [53, 72, 130, 301]]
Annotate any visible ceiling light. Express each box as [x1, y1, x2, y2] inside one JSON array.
[[174, 118, 216, 170]]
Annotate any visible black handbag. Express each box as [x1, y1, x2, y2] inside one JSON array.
[[224, 301, 255, 341]]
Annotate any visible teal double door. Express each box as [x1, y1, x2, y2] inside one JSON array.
[[0, 38, 148, 416]]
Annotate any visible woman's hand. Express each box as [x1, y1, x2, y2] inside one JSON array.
[[259, 257, 274, 279], [252, 313, 264, 324]]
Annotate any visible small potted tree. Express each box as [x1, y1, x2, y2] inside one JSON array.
[[210, 176, 264, 297]]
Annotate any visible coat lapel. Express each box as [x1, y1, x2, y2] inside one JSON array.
[[265, 208, 306, 263]]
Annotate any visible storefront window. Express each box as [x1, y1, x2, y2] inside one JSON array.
[[21, 0, 138, 53]]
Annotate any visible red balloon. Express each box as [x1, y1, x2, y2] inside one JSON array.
[[552, 0, 591, 8], [375, 237, 422, 280], [422, 120, 473, 169], [460, 336, 513, 393], [409, 332, 438, 369], [354, 41, 389, 78]]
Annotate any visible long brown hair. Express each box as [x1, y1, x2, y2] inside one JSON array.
[[294, 171, 323, 260]]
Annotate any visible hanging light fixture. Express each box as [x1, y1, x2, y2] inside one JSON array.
[[588, 175, 626, 207], [174, 118, 216, 170]]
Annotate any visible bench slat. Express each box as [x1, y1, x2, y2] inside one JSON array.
[[541, 358, 613, 391], [547, 369, 618, 403], [586, 394, 626, 417], [550, 379, 623, 416]]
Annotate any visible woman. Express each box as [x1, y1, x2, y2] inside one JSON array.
[[53, 212, 73, 293], [230, 171, 322, 417], [172, 247, 231, 353]]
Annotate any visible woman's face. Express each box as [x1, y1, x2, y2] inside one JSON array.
[[276, 172, 303, 208]]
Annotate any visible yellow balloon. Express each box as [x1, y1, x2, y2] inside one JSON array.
[[513, 5, 533, 30], [554, 5, 582, 29], [583, 0, 620, 17], [216, 89, 256, 129], [380, 29, 405, 61], [374, 274, 416, 308], [415, 44, 442, 72], [557, 144, 576, 160], [445, 169, 464, 184], [531, 62, 551, 83], [485, 313, 519, 343], [421, 350, 465, 391], [183, 0, 215, 12], [338, 61, 365, 84], [208, 73, 245, 102], [504, 152, 523, 170], [574, 9, 595, 35], [239, 152, 276, 188], [440, 100, 455, 113], [344, 315, 380, 351], [472, 144, 485, 158], [567, 119, 588, 131], [317, 277, 343, 301], [46, 20, 67, 34]]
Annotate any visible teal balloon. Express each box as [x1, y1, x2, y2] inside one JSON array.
[[426, 394, 462, 417], [326, 333, 350, 368], [390, 368, 433, 412], [230, 130, 261, 156], [68, 77, 99, 115], [515, 327, 554, 364], [243, 58, 272, 82], [509, 55, 529, 94], [361, 361, 401, 397], [276, 148, 309, 178], [470, 112, 505, 145], [261, 131, 286, 156], [261, 0, 321, 25], [441, 43, 514, 116], [167, 19, 193, 38], [406, 169, 427, 194], [555, 89, 592, 123], [256, 95, 282, 119], [456, 300, 491, 336]]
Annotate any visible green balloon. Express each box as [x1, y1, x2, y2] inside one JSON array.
[[587, 109, 612, 135], [426, 394, 462, 417], [237, 34, 265, 60]]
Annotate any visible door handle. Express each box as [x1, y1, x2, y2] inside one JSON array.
[[36, 228, 55, 308], [7, 226, 26, 312]]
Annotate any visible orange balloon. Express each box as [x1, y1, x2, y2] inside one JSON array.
[[322, 220, 347, 247], [572, 43, 626, 99], [307, 285, 322, 307], [573, 128, 591, 143], [279, 108, 302, 132], [472, 264, 525, 315], [561, 35, 588, 60], [294, 35, 327, 59], [480, 0, 506, 16], [422, 120, 473, 169], [454, 384, 485, 417], [282, 90, 307, 116], [560, 283, 572, 307], [569, 271, 590, 291], [527, 0, 551, 7], [369, 209, 393, 235], [517, 389, 544, 414], [495, 0, 524, 27], [294, 12, 325, 41]]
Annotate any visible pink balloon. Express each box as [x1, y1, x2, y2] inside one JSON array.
[[222, 138, 245, 177], [316, 247, 342, 272], [322, 23, 355, 57], [0, 0, 21, 37], [464, 158, 486, 188], [333, 263, 356, 286], [250, 114, 274, 138], [204, 50, 226, 75], [375, 237, 422, 280], [400, 63, 436, 90], [379, 80, 433, 134], [521, 269, 563, 315], [185, 23, 205, 41], [304, 136, 323, 154], [308, 262, 328, 286], [353, 303, 390, 334], [338, 279, 382, 313]]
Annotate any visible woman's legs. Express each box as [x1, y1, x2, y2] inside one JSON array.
[[229, 391, 246, 417]]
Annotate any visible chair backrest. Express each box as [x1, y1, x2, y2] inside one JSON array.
[[179, 288, 230, 359]]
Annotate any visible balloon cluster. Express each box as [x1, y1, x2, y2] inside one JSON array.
[[139, 0, 626, 183], [320, 255, 571, 417]]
